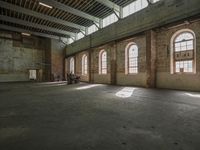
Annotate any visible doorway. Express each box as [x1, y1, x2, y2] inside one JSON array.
[[29, 70, 37, 80]]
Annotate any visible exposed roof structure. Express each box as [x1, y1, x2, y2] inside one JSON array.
[[0, 0, 137, 40]]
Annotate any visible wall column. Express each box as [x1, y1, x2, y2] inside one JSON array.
[[63, 58, 67, 80], [51, 39, 65, 81], [45, 38, 51, 81], [88, 49, 94, 83], [110, 42, 117, 85], [146, 30, 157, 88]]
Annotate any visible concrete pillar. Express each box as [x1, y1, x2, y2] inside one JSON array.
[[146, 30, 157, 88]]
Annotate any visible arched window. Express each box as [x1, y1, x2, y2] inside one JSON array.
[[69, 57, 75, 74], [82, 54, 88, 75], [171, 29, 196, 74], [125, 43, 138, 74], [99, 50, 107, 74]]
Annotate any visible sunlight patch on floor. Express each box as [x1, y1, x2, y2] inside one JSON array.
[[115, 87, 136, 98], [185, 93, 200, 98], [76, 84, 103, 90]]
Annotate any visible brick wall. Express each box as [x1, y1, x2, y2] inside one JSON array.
[[116, 36, 147, 87], [51, 39, 65, 81], [66, 20, 200, 91], [75, 51, 89, 82], [156, 21, 200, 91], [0, 31, 49, 82]]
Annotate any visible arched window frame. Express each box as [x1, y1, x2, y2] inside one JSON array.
[[69, 57, 75, 74], [82, 54, 88, 75], [170, 29, 196, 74], [99, 50, 107, 74], [125, 42, 139, 74]]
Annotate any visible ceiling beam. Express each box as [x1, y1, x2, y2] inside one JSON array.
[[40, 0, 100, 23], [95, 0, 121, 13], [0, 24, 63, 40], [146, 0, 151, 4], [147, 0, 155, 4], [0, 15, 75, 37], [0, 1, 86, 31]]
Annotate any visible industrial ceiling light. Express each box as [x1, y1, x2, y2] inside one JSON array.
[[21, 33, 31, 36], [39, 2, 53, 9]]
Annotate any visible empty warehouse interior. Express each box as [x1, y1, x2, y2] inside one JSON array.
[[0, 0, 200, 149]]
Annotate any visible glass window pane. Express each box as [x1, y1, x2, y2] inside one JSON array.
[[99, 51, 107, 74], [127, 44, 138, 74], [70, 58, 74, 74], [88, 25, 98, 35], [77, 32, 84, 40], [175, 60, 193, 73], [186, 40, 193, 50], [122, 0, 148, 18], [103, 14, 118, 27], [175, 32, 194, 42], [82, 55, 88, 75], [173, 31, 194, 73], [152, 0, 160, 3], [123, 6, 129, 17]]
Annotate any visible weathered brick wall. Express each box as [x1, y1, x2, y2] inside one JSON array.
[[51, 39, 65, 81], [75, 51, 89, 82], [156, 21, 200, 91], [66, 0, 200, 56], [0, 31, 48, 82], [68, 36, 147, 86], [91, 45, 111, 84], [116, 36, 147, 87], [66, 57, 72, 74], [66, 20, 200, 91]]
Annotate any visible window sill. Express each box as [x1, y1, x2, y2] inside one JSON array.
[[172, 72, 196, 75], [98, 74, 108, 75], [125, 73, 138, 75]]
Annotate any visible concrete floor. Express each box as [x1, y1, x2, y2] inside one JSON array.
[[0, 82, 200, 150]]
